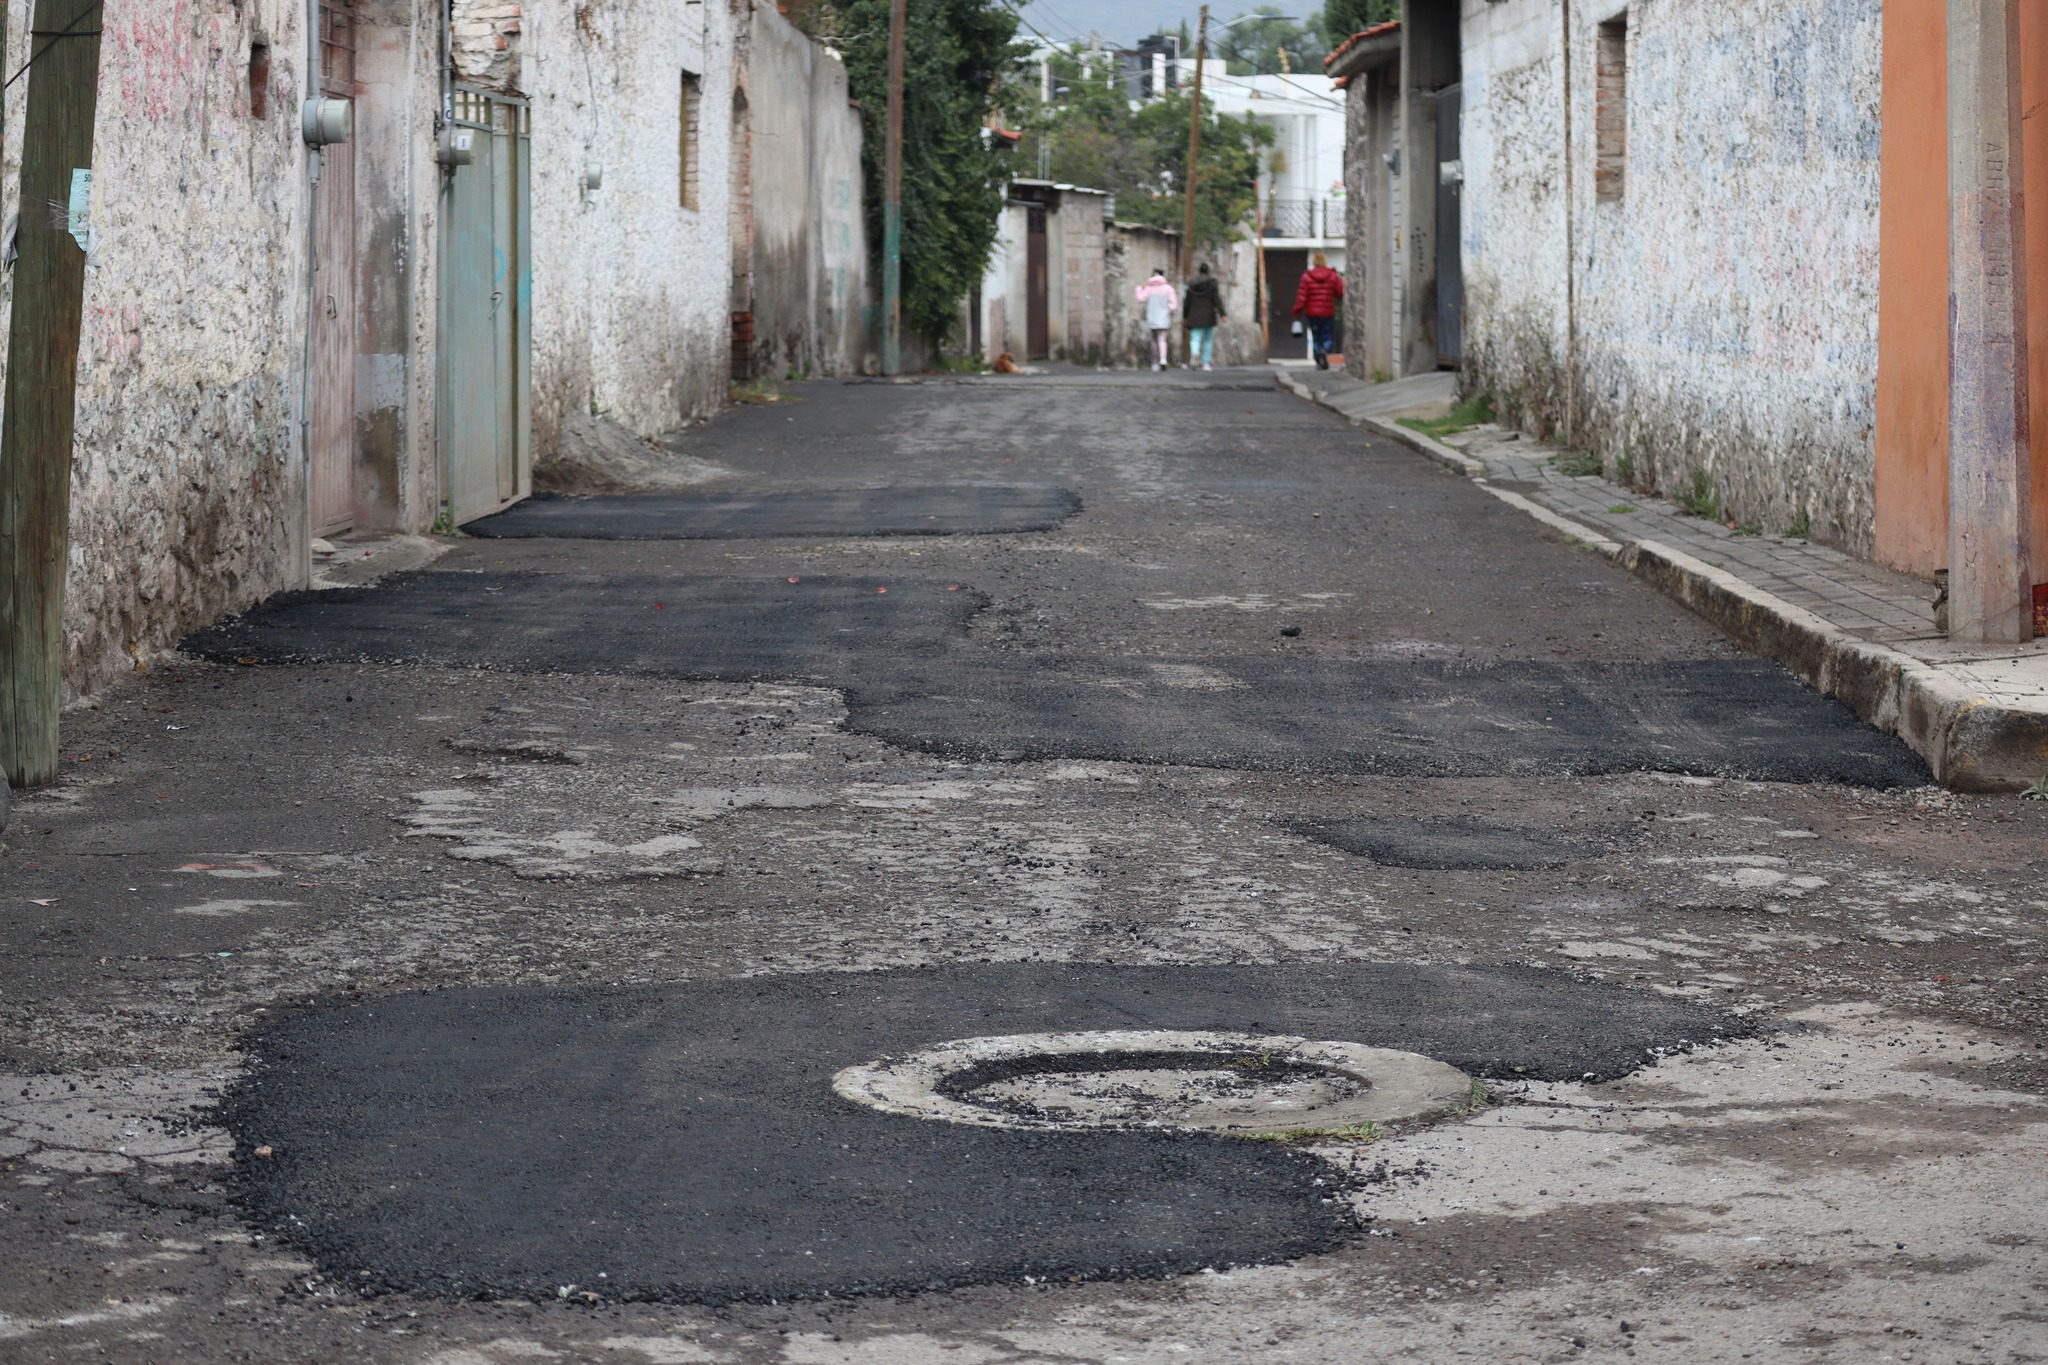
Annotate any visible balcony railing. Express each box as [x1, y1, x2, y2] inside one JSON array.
[[1261, 197, 1346, 240]]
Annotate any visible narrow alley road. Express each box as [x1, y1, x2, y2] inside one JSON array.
[[2, 372, 2043, 1363]]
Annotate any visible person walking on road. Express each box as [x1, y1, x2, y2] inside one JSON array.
[[1135, 267, 1179, 372], [1292, 251, 1345, 371], [1183, 263, 1225, 372]]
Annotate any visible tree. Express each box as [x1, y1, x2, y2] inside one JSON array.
[[1016, 55, 1274, 250], [1316, 0, 1401, 52], [812, 0, 1025, 347], [1215, 6, 1317, 76]]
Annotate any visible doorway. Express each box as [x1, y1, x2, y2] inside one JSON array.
[[1264, 248, 1308, 360], [439, 86, 532, 526], [309, 0, 358, 536], [1434, 83, 1464, 368], [1025, 206, 1050, 360]]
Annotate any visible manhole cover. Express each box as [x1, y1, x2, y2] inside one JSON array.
[[834, 1030, 1473, 1136]]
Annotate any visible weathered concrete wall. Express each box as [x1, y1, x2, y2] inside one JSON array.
[[1460, 0, 1884, 551], [744, 3, 870, 381], [1058, 193, 1107, 364], [2, 0, 314, 696], [1104, 223, 1183, 367], [355, 0, 441, 535], [520, 0, 738, 454]]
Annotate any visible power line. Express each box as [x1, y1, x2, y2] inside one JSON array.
[[5, 0, 101, 92]]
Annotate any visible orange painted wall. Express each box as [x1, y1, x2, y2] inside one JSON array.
[[1875, 0, 2048, 580]]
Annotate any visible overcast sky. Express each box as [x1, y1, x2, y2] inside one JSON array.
[[1012, 1, 1290, 49]]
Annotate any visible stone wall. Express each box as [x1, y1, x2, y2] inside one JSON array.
[[1459, 0, 1884, 551], [3, 0, 314, 696]]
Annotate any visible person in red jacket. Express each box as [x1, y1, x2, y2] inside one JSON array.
[[1292, 252, 1346, 371]]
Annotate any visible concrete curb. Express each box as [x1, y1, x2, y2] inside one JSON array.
[[1279, 371, 2048, 791]]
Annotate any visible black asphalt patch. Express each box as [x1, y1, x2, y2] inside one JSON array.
[[462, 485, 1082, 539], [185, 576, 1927, 786], [846, 657, 1931, 788], [182, 572, 983, 681], [1291, 816, 1631, 870], [225, 962, 1746, 1305]]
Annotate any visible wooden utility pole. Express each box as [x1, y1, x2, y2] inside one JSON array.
[[1, 0, 105, 788], [881, 0, 906, 376], [1180, 5, 1209, 285], [1946, 0, 2035, 642]]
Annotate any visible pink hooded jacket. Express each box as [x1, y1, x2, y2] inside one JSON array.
[[1134, 275, 1179, 329]]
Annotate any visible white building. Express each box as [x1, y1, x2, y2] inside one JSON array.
[[1186, 63, 1349, 361]]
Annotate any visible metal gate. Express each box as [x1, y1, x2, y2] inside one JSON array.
[[1025, 206, 1050, 360], [1434, 83, 1464, 368], [309, 0, 358, 536], [440, 87, 531, 526]]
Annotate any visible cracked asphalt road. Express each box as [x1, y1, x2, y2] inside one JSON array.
[[2, 371, 2045, 1363]]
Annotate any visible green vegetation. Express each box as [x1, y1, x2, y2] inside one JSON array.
[[1605, 503, 1637, 515], [809, 0, 1023, 347], [1243, 1120, 1382, 1145], [1317, 0, 1402, 48], [1397, 393, 1496, 440], [1016, 55, 1274, 250], [730, 379, 786, 405], [1675, 471, 1721, 521], [1370, 367, 1392, 384], [1551, 449, 1602, 477], [2022, 773, 2048, 801], [1787, 510, 1812, 540], [430, 508, 459, 536], [1613, 449, 1636, 488], [1733, 521, 1762, 538]]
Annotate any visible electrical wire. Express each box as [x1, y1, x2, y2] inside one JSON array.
[[6, 0, 103, 92]]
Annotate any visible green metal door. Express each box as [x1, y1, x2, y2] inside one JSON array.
[[440, 87, 531, 526]]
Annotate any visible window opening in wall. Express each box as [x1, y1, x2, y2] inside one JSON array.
[[680, 70, 702, 210], [1595, 14, 1628, 202], [248, 40, 271, 119]]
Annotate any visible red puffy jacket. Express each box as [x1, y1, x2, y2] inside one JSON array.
[[1293, 266, 1345, 319]]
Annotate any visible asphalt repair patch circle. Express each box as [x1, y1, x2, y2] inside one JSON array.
[[224, 962, 1749, 1305], [461, 484, 1083, 539]]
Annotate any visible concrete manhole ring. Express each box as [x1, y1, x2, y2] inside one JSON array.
[[833, 1030, 1474, 1137]]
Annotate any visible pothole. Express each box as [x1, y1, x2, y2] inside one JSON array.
[[833, 1030, 1474, 1137]]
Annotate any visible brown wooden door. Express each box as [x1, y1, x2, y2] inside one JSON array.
[[310, 1, 358, 536], [1026, 206, 1049, 360]]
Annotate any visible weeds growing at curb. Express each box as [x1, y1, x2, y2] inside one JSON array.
[[730, 379, 785, 405], [1676, 472, 1721, 521], [1732, 521, 1762, 537], [1244, 1121, 1382, 1145], [1551, 449, 1602, 477], [1371, 366, 1392, 384], [1606, 503, 1636, 515], [430, 509, 460, 536], [1398, 393, 1496, 440], [2022, 773, 2048, 800], [1787, 510, 1812, 540]]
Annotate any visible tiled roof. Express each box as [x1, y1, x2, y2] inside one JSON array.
[[1323, 19, 1400, 69]]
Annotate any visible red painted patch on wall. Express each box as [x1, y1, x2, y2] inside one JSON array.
[[2034, 582, 2047, 637]]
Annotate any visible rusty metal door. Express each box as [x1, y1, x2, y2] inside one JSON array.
[[309, 0, 358, 536], [441, 88, 532, 525], [1026, 206, 1049, 360]]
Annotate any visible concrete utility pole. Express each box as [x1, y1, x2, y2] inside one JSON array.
[[1946, 0, 2035, 642], [881, 0, 906, 377], [1180, 5, 1210, 286], [1, 0, 105, 788]]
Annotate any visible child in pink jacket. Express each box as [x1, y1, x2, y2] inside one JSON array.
[[1134, 269, 1179, 372]]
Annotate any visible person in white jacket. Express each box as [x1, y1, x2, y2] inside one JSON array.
[[1134, 268, 1179, 372]]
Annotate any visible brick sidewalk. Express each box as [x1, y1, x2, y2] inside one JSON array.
[[1277, 367, 2048, 788]]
